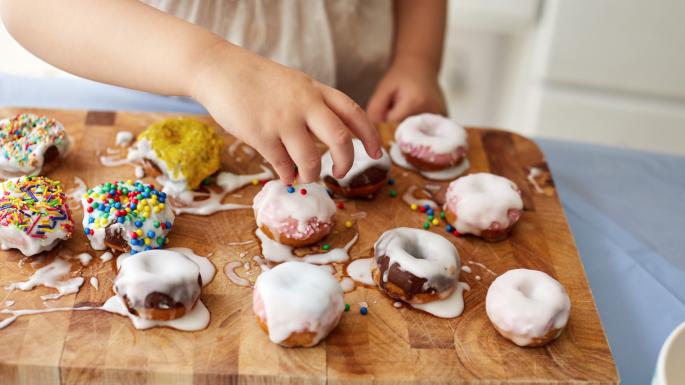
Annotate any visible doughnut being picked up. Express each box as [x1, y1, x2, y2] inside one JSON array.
[[128, 118, 223, 196], [444, 173, 523, 241], [372, 227, 460, 304], [82, 180, 174, 254], [320, 138, 391, 198], [0, 113, 70, 177], [253, 180, 336, 247], [253, 261, 345, 347], [0, 176, 74, 256], [486, 269, 571, 347]]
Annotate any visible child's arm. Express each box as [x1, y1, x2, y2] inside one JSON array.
[[0, 0, 382, 183], [366, 0, 447, 124]]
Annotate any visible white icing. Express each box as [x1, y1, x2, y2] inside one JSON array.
[[346, 257, 374, 286], [226, 239, 255, 246], [374, 227, 460, 298], [395, 113, 467, 155], [0, 305, 97, 330], [486, 269, 570, 346], [389, 142, 470, 181], [461, 265, 472, 274], [253, 180, 336, 235], [527, 167, 545, 194], [66, 177, 87, 203], [255, 228, 358, 265], [134, 166, 145, 178], [393, 301, 402, 308], [115, 131, 134, 147], [445, 173, 523, 236], [402, 185, 439, 210], [102, 295, 211, 331], [320, 138, 390, 187], [410, 282, 469, 318], [5, 257, 84, 301], [0, 226, 63, 257], [339, 277, 355, 293], [224, 261, 251, 287], [99, 155, 132, 167], [253, 261, 344, 346], [90, 277, 99, 290], [468, 260, 497, 276], [99, 251, 113, 262], [77, 252, 93, 266]]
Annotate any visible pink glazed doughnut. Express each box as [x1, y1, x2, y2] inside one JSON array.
[[253, 180, 336, 247], [395, 113, 468, 171]]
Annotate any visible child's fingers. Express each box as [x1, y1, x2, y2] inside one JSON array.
[[256, 139, 297, 184], [386, 94, 414, 123], [307, 108, 354, 179], [281, 127, 321, 183], [318, 85, 383, 160], [366, 86, 393, 125]]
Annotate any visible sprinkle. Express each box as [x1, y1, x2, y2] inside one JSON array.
[[446, 224, 454, 233], [410, 204, 417, 211], [432, 218, 439, 226], [336, 201, 344, 209], [452, 229, 460, 237], [428, 215, 434, 221], [423, 222, 430, 229], [286, 186, 295, 193], [419, 206, 427, 213], [345, 303, 350, 312], [387, 178, 395, 185], [300, 188, 307, 195], [251, 179, 258, 185], [389, 189, 397, 198], [360, 306, 368, 315], [344, 220, 353, 228], [322, 244, 331, 251], [440, 211, 446, 219]]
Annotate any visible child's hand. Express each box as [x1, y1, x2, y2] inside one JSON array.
[[191, 42, 383, 184], [366, 56, 446, 125]]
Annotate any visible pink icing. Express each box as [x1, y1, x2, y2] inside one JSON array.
[[274, 216, 333, 240], [398, 141, 466, 167]]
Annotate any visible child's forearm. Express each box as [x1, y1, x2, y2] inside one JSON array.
[[392, 0, 447, 74], [0, 0, 225, 97]]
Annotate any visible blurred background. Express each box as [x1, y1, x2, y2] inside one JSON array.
[[1, 0, 683, 154]]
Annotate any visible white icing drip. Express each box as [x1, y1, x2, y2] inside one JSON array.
[[346, 257, 374, 286], [67, 177, 87, 203], [485, 269, 571, 346], [475, 275, 481, 281], [393, 301, 403, 308], [76, 252, 93, 266], [255, 228, 358, 265], [5, 257, 83, 301], [395, 114, 467, 154], [446, 173, 523, 236], [0, 305, 97, 330], [527, 167, 545, 194], [320, 138, 390, 187], [389, 142, 470, 180], [226, 239, 255, 246], [410, 282, 469, 318], [253, 180, 336, 235], [339, 277, 355, 293], [461, 265, 472, 274], [90, 277, 99, 290], [224, 261, 251, 287], [253, 261, 344, 346], [99, 251, 113, 262], [4, 300, 15, 307], [402, 185, 438, 210], [99, 155, 132, 167], [134, 165, 145, 178], [102, 295, 210, 331], [374, 228, 460, 296], [467, 260, 497, 276], [115, 131, 134, 147], [105, 147, 121, 155], [350, 211, 367, 220]]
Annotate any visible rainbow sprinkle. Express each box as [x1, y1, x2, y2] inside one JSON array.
[[0, 176, 73, 239], [0, 113, 67, 168], [82, 180, 173, 253]]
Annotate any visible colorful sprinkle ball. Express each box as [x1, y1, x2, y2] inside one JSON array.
[[423, 221, 430, 229], [322, 243, 331, 251], [0, 176, 73, 238], [336, 201, 345, 209], [387, 178, 395, 185], [251, 179, 259, 186], [431, 218, 439, 226], [360, 306, 368, 315], [82, 180, 173, 253], [286, 185, 295, 193], [300, 188, 307, 195], [345, 303, 350, 312], [389, 189, 397, 198], [344, 220, 353, 228], [0, 113, 67, 168], [410, 203, 417, 211]]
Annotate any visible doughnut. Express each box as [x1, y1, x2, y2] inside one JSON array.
[[0, 113, 70, 177], [253, 180, 336, 247], [320, 138, 391, 198], [0, 176, 73, 256], [486, 269, 571, 347], [81, 180, 174, 254], [395, 113, 467, 171], [129, 118, 223, 195], [114, 249, 202, 321], [444, 173, 523, 241], [372, 227, 460, 304], [253, 261, 344, 347]]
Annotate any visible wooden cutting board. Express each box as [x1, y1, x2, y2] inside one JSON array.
[[0, 107, 618, 385]]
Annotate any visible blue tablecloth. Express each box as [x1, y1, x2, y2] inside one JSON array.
[[2, 74, 684, 385]]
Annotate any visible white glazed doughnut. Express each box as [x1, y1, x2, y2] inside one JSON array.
[[114, 249, 204, 321], [486, 269, 571, 347], [0, 176, 74, 256], [0, 113, 70, 177], [253, 180, 336, 247], [320, 138, 391, 197], [394, 113, 467, 170], [444, 173, 523, 241], [253, 261, 345, 347], [372, 227, 460, 304]]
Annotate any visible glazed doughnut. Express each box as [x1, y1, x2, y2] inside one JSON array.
[[128, 118, 223, 195], [81, 180, 175, 253], [0, 176, 74, 256], [395, 113, 467, 171], [253, 261, 344, 347], [114, 249, 202, 321], [486, 269, 571, 347], [444, 173, 523, 241], [0, 113, 70, 177], [372, 227, 460, 304], [253, 180, 336, 247], [321, 138, 391, 198]]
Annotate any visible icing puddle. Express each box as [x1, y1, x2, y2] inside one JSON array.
[[255, 228, 358, 265], [0, 247, 216, 331], [389, 142, 470, 180]]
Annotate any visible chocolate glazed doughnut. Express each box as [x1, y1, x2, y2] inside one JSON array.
[[320, 138, 391, 198]]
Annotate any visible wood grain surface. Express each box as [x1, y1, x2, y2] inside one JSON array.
[[0, 108, 619, 385]]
